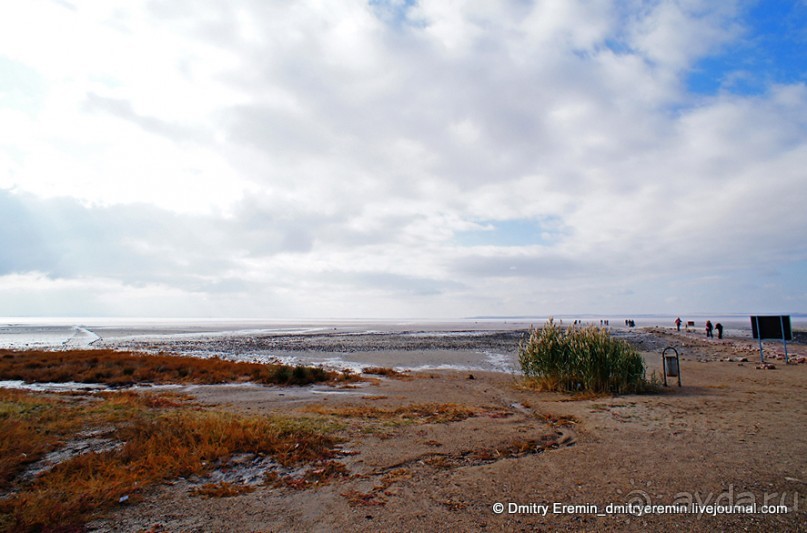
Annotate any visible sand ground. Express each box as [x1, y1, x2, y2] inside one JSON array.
[[87, 329, 807, 532]]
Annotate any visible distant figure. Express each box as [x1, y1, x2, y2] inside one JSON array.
[[715, 323, 723, 339], [675, 317, 682, 331], [705, 320, 714, 338]]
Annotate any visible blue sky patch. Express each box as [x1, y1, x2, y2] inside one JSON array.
[[687, 1, 807, 95], [0, 55, 45, 113], [455, 218, 561, 247], [368, 0, 421, 28]]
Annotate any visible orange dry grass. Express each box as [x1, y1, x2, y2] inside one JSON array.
[[361, 367, 410, 379], [0, 349, 358, 387], [191, 482, 256, 498], [268, 459, 351, 490], [301, 403, 477, 424], [537, 413, 579, 427], [0, 390, 341, 531], [0, 389, 88, 491]]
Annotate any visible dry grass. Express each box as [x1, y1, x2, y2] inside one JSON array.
[[0, 389, 183, 494], [0, 389, 82, 491], [191, 482, 256, 498], [268, 459, 351, 490], [341, 488, 388, 507], [340, 466, 414, 506], [0, 349, 360, 387], [516, 378, 615, 400], [300, 403, 477, 425], [537, 413, 579, 427], [361, 367, 410, 379], [0, 389, 343, 531], [379, 467, 413, 488]]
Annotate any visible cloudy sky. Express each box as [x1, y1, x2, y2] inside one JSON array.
[[1, 0, 806, 319]]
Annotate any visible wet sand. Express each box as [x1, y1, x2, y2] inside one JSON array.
[[96, 327, 530, 373]]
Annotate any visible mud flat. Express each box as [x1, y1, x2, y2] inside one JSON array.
[[97, 328, 530, 374]]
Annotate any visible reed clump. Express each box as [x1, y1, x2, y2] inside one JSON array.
[[518, 319, 649, 394]]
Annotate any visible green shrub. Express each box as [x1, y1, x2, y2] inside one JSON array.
[[291, 365, 309, 384], [272, 365, 292, 384], [518, 319, 648, 394]]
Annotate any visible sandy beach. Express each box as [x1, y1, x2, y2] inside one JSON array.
[[53, 326, 803, 532]]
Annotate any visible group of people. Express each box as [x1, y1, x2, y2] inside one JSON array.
[[705, 320, 723, 339], [674, 317, 723, 339]]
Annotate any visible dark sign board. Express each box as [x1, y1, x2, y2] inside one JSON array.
[[750, 315, 792, 341]]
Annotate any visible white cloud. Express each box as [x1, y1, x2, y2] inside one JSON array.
[[627, 1, 741, 70], [0, 0, 805, 317]]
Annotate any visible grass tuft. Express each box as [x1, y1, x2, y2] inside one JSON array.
[[361, 367, 409, 379], [301, 403, 477, 425], [191, 482, 255, 498]]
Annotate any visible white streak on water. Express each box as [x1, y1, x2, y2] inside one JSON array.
[[483, 351, 518, 373], [63, 326, 101, 346], [0, 380, 109, 392]]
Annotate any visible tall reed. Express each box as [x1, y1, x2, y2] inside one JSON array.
[[519, 319, 648, 394]]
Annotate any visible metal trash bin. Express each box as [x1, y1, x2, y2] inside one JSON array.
[[664, 355, 679, 377], [662, 347, 681, 387]]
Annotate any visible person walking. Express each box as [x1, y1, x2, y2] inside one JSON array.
[[675, 317, 682, 331], [715, 323, 723, 339], [705, 320, 714, 338]]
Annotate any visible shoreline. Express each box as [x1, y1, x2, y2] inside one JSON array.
[[4, 315, 803, 348], [2, 323, 805, 373]]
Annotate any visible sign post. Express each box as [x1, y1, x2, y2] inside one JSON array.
[[750, 315, 792, 363]]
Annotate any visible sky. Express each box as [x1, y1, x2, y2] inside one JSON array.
[[1, 0, 806, 319]]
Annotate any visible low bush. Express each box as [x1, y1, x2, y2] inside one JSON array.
[[518, 319, 648, 394]]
